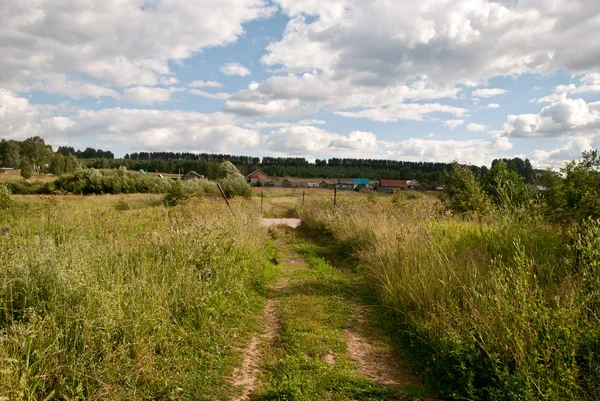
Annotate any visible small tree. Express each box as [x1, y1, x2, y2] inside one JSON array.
[[442, 162, 491, 214], [0, 183, 12, 209], [163, 181, 188, 206], [482, 160, 532, 210], [544, 150, 600, 223], [20, 158, 33, 179]]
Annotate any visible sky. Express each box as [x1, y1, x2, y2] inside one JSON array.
[[1, 0, 600, 168]]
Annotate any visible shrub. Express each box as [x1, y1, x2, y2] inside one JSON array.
[[20, 159, 33, 179], [0, 183, 12, 209], [216, 161, 252, 199], [482, 160, 533, 210], [163, 180, 188, 206], [543, 151, 600, 223], [442, 162, 491, 214]]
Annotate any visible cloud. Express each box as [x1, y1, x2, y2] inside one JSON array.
[[264, 126, 378, 156], [529, 137, 595, 169], [189, 89, 231, 100], [0, 89, 40, 139], [379, 135, 512, 166], [486, 103, 500, 109], [334, 103, 467, 122], [244, 119, 326, 129], [263, 0, 600, 88], [444, 119, 465, 129], [189, 80, 223, 88], [472, 88, 508, 98], [43, 108, 261, 153], [220, 63, 251, 77], [532, 73, 600, 103], [124, 86, 179, 105], [0, 0, 273, 96], [262, 123, 512, 165], [504, 97, 600, 138], [467, 122, 487, 132]]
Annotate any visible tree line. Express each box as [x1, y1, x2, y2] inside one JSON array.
[[1, 136, 539, 187]]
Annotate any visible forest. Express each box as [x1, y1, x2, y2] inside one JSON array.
[[1, 136, 538, 187]]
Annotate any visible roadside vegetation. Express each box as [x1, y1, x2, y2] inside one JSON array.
[[301, 151, 600, 400], [0, 195, 276, 400]]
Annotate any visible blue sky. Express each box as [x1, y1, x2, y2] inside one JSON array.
[[2, 0, 600, 168]]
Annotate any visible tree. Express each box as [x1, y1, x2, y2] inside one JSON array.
[[0, 140, 21, 168], [442, 162, 491, 214], [21, 136, 53, 173], [20, 158, 33, 179], [543, 150, 600, 222], [482, 160, 533, 210]]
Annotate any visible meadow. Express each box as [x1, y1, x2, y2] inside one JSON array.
[[1, 157, 599, 400], [300, 190, 600, 400], [0, 194, 276, 400]]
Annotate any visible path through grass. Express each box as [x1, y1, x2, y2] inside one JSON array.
[[236, 225, 435, 401]]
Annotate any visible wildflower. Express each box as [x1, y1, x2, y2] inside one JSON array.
[[1, 227, 9, 234]]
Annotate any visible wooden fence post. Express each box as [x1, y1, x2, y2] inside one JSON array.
[[217, 183, 235, 217]]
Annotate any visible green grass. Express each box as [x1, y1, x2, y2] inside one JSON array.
[[0, 195, 276, 400], [301, 197, 600, 400], [251, 229, 428, 401]]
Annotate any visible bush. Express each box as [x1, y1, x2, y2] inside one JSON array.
[[163, 180, 188, 206], [482, 160, 532, 210], [0, 184, 12, 209], [20, 159, 33, 179], [442, 162, 491, 214], [215, 161, 252, 199]]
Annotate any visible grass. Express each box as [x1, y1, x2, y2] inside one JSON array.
[[301, 194, 600, 400], [251, 228, 429, 401], [0, 194, 277, 400]]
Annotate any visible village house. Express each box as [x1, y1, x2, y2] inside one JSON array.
[[378, 179, 421, 192], [182, 171, 205, 180], [319, 180, 329, 188], [337, 178, 356, 190], [246, 169, 269, 184], [307, 182, 319, 188], [281, 178, 294, 188], [337, 178, 370, 190]]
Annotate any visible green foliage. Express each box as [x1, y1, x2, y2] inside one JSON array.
[[0, 197, 271, 399], [163, 180, 188, 206], [543, 150, 600, 223], [216, 161, 252, 199], [482, 160, 533, 210], [442, 162, 491, 214], [302, 189, 600, 400], [19, 158, 33, 179], [0, 183, 12, 209]]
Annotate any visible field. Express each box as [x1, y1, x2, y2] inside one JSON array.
[[1, 185, 599, 400]]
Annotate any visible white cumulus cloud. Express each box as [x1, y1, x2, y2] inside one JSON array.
[[220, 63, 251, 77]]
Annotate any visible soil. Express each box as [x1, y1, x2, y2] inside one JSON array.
[[345, 304, 421, 388]]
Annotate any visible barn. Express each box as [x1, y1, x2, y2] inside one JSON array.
[[182, 171, 205, 180], [281, 178, 294, 188], [378, 179, 421, 192], [337, 178, 355, 190], [247, 169, 269, 184]]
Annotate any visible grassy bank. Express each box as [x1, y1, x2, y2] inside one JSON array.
[[0, 195, 276, 400], [301, 195, 600, 400]]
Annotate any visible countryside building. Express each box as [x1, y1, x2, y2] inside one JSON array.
[[378, 179, 421, 192], [247, 169, 269, 184], [182, 171, 205, 180], [281, 178, 294, 188], [337, 178, 370, 190], [307, 182, 319, 188]]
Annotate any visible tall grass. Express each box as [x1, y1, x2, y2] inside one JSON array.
[[301, 197, 600, 400], [0, 195, 275, 400]]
